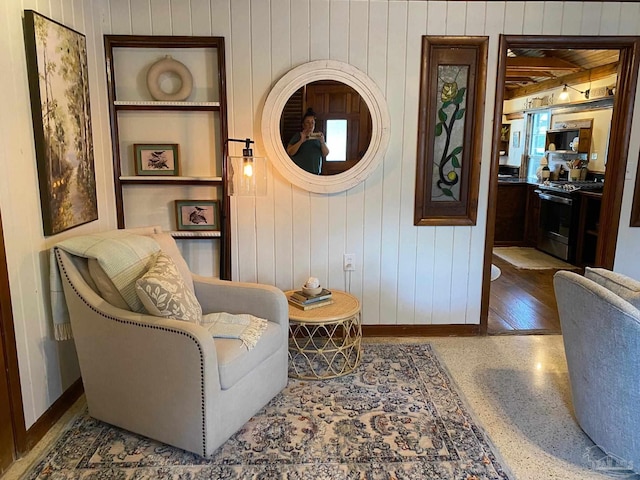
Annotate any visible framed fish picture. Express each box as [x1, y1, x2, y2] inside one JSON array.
[[175, 200, 220, 231]]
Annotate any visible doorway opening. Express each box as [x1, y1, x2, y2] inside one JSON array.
[[482, 35, 640, 335]]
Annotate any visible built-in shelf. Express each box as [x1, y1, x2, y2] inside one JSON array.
[[105, 35, 230, 279], [114, 100, 220, 107], [119, 176, 223, 184], [169, 231, 221, 238]]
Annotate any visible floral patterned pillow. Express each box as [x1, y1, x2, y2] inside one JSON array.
[[135, 252, 202, 323]]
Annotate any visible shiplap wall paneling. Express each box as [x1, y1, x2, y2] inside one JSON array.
[[311, 0, 330, 60], [445, 1, 466, 34], [543, 3, 563, 34], [560, 3, 582, 35], [620, 3, 640, 35], [503, 2, 524, 34], [108, 0, 130, 34], [230, 0, 258, 282], [2, 0, 48, 429], [341, 1, 366, 305], [361, 1, 389, 326], [378, 2, 407, 324], [396, 2, 427, 325], [270, 1, 294, 291], [129, 0, 151, 35], [251, 0, 277, 286]]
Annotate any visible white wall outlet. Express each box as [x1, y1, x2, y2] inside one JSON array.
[[591, 153, 598, 160], [343, 253, 355, 271]]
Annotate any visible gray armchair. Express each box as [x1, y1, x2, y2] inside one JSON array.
[[554, 268, 640, 473], [54, 229, 289, 458]]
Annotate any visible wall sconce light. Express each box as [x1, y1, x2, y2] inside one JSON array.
[[227, 138, 267, 196], [558, 84, 590, 102]]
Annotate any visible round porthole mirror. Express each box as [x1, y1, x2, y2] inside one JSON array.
[[262, 60, 390, 194]]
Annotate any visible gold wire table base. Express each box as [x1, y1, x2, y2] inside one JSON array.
[[288, 314, 362, 379]]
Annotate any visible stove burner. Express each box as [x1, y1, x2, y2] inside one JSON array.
[[540, 180, 604, 193]]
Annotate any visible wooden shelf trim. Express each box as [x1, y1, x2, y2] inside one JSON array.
[[114, 101, 220, 112], [120, 176, 223, 185], [115, 100, 220, 107], [170, 231, 221, 238]]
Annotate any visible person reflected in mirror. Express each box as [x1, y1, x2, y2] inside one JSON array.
[[286, 108, 329, 174]]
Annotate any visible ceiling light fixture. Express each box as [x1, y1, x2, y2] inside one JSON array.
[[558, 84, 590, 102]]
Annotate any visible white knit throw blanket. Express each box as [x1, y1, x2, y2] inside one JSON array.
[[201, 312, 268, 350]]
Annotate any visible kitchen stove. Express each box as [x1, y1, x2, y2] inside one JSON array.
[[537, 180, 605, 195], [534, 180, 604, 262]]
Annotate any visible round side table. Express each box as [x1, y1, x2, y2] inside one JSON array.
[[285, 290, 362, 379]]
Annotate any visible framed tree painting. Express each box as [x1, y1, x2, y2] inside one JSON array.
[[414, 36, 488, 226], [24, 10, 98, 235]]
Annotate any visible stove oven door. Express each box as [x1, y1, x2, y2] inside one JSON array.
[[537, 191, 574, 261]]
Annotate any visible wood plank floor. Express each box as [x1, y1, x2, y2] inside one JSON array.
[[488, 253, 582, 335]]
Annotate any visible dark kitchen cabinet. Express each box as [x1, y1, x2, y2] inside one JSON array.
[[495, 182, 528, 245], [575, 192, 602, 267], [524, 184, 541, 247]]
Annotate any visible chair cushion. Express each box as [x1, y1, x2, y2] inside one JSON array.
[[214, 321, 282, 389], [585, 267, 640, 309], [135, 252, 202, 323], [149, 233, 194, 294]]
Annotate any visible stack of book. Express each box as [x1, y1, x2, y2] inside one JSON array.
[[288, 288, 333, 310]]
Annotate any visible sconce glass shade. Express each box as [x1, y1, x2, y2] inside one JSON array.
[[228, 155, 267, 196], [558, 85, 570, 102]]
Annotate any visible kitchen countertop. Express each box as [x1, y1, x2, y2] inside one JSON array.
[[497, 177, 537, 185]]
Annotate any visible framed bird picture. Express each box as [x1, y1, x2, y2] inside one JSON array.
[[175, 200, 220, 231], [134, 144, 179, 176]]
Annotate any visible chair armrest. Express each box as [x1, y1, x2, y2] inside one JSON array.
[[192, 275, 288, 326]]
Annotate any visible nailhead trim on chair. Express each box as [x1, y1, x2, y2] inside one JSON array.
[[55, 248, 208, 456]]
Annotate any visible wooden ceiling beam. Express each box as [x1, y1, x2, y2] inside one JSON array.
[[505, 76, 536, 83], [504, 62, 619, 100], [505, 69, 556, 78], [506, 56, 582, 72]]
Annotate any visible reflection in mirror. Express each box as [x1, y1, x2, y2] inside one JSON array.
[[261, 60, 390, 194], [280, 80, 372, 175]]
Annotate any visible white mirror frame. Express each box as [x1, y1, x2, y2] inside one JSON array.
[[262, 60, 390, 194]]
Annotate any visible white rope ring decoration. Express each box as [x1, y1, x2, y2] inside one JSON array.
[[146, 56, 193, 101]]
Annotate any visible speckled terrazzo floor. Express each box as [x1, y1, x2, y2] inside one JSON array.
[[370, 335, 628, 480], [2, 335, 629, 480]]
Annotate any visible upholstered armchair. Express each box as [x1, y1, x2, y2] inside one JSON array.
[[53, 227, 289, 458], [554, 267, 640, 473]]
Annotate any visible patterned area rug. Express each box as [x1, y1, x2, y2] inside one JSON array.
[[26, 343, 511, 479]]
